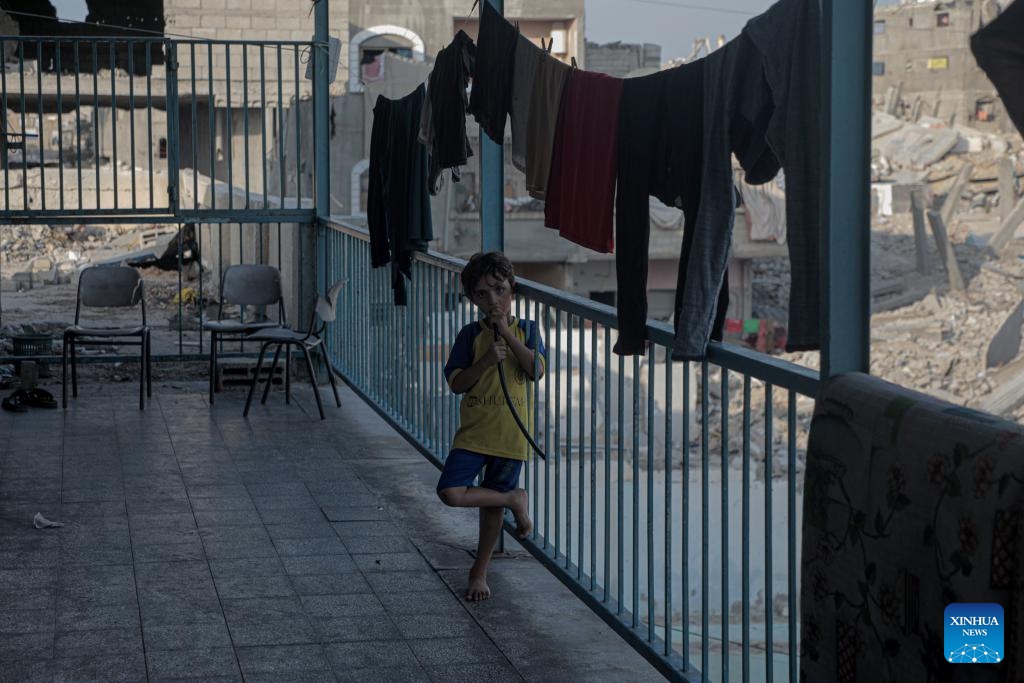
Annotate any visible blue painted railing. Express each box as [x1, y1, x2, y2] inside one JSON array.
[[323, 217, 818, 682]]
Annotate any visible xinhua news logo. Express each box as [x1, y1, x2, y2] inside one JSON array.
[[945, 603, 1004, 664]]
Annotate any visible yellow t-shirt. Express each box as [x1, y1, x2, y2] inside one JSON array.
[[444, 318, 546, 461]]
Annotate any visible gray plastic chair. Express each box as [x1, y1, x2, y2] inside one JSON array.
[[203, 264, 285, 404], [243, 279, 345, 420], [62, 265, 151, 410]]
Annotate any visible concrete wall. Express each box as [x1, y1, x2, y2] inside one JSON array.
[[585, 41, 661, 77], [164, 0, 350, 103]]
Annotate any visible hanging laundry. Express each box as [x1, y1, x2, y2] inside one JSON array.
[[524, 53, 571, 200], [419, 30, 476, 194], [674, 0, 821, 360], [467, 0, 518, 145], [544, 68, 623, 254], [739, 171, 787, 244], [368, 84, 434, 306], [363, 52, 432, 159], [971, 0, 1024, 138], [510, 34, 542, 173], [613, 62, 729, 356]]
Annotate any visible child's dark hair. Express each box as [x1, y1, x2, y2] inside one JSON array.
[[461, 252, 515, 296]]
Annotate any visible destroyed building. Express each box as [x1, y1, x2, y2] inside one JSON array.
[[872, 0, 1011, 132]]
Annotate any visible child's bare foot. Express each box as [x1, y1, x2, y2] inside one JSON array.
[[510, 489, 533, 539], [466, 572, 491, 602]]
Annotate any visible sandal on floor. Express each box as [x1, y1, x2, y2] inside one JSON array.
[[25, 388, 58, 409], [2, 390, 28, 413]]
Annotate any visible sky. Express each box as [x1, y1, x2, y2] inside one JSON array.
[[47, 0, 902, 64], [584, 0, 902, 63]]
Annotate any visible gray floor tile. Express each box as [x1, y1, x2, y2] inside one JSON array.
[[0, 631, 55, 661], [235, 644, 331, 676], [274, 536, 349, 557], [322, 639, 419, 670], [391, 612, 482, 640], [53, 627, 143, 658], [334, 666, 430, 683], [188, 496, 256, 513], [289, 573, 373, 597], [0, 659, 53, 683], [201, 537, 278, 560], [340, 535, 415, 555], [226, 617, 318, 647], [259, 507, 329, 525], [330, 521, 402, 539], [321, 505, 390, 522], [310, 615, 400, 643], [222, 596, 306, 622], [264, 522, 339, 542], [209, 557, 285, 578], [214, 574, 296, 599], [52, 652, 147, 683], [194, 508, 264, 527], [56, 602, 140, 632], [377, 591, 466, 616], [299, 593, 386, 618], [407, 635, 507, 667], [353, 552, 431, 573], [146, 647, 240, 681], [132, 541, 207, 564], [424, 663, 524, 682], [244, 673, 336, 683], [364, 571, 447, 594], [281, 554, 358, 576], [142, 619, 233, 652]]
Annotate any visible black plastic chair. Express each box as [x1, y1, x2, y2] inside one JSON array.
[[203, 264, 286, 404], [243, 280, 344, 420], [62, 265, 151, 410]]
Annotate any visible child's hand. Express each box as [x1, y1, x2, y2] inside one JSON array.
[[490, 309, 511, 337], [485, 338, 508, 366]]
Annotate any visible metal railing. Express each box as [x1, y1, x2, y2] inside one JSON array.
[[324, 218, 819, 682], [0, 35, 315, 223]]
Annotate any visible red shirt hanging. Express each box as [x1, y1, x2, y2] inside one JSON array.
[[543, 69, 623, 254]]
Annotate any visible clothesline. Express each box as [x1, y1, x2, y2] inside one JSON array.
[[367, 0, 823, 361]]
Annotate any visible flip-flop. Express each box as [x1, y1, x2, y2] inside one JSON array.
[[25, 388, 58, 409], [2, 390, 28, 413]]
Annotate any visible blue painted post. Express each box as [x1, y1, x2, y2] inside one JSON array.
[[821, 0, 871, 377], [480, 0, 504, 253], [314, 0, 330, 292]]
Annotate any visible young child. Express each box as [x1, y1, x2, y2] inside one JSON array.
[[437, 252, 545, 602]]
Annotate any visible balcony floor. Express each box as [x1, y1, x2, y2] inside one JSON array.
[[0, 379, 660, 682]]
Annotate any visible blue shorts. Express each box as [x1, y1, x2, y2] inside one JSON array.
[[436, 449, 523, 493]]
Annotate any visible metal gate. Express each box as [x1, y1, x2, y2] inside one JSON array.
[[0, 34, 321, 360]]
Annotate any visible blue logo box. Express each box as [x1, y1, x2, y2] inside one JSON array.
[[945, 603, 1004, 664]]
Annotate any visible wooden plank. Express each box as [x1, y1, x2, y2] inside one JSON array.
[[986, 300, 1024, 369], [999, 157, 1016, 223], [988, 196, 1024, 254], [940, 162, 973, 228], [926, 209, 965, 292], [911, 188, 932, 274], [976, 364, 1024, 417]]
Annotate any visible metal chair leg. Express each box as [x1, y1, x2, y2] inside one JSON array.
[[285, 349, 291, 405], [261, 343, 283, 405], [301, 345, 325, 420], [62, 332, 69, 409], [148, 331, 153, 401], [146, 331, 152, 398], [71, 337, 78, 397], [320, 344, 341, 407], [139, 334, 145, 411], [243, 342, 272, 417], [209, 331, 217, 405]]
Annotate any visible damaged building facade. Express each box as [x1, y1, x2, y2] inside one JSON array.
[[872, 0, 1011, 131]]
